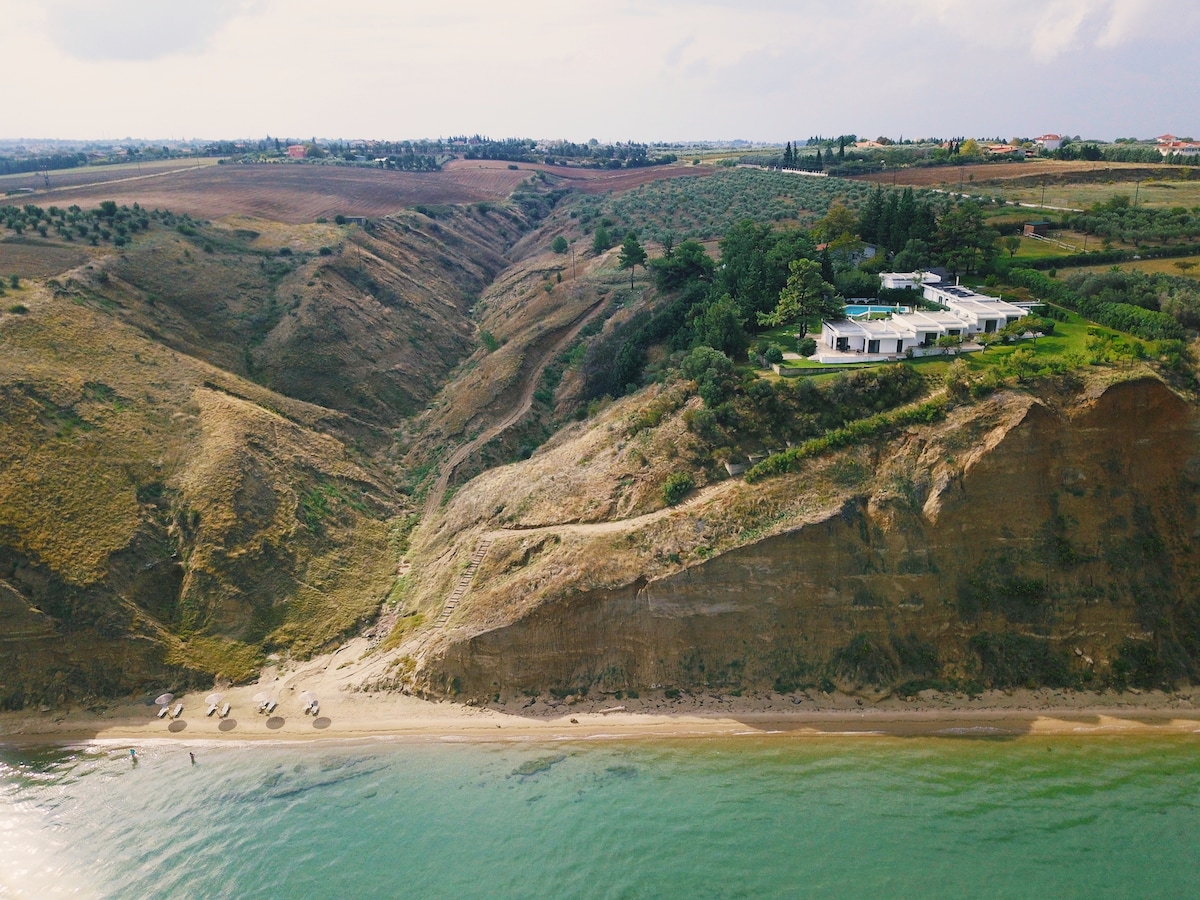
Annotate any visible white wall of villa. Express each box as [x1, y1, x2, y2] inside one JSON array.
[[814, 280, 1038, 363]]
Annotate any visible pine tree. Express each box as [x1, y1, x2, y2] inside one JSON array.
[[618, 231, 647, 288]]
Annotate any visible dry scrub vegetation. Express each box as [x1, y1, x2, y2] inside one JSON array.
[[0, 282, 401, 687]]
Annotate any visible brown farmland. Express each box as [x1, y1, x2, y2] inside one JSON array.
[[23, 159, 717, 224], [852, 160, 1158, 188], [0, 157, 221, 194], [0, 240, 91, 278]]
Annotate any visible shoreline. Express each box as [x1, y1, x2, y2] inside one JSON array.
[[4, 684, 1200, 748]]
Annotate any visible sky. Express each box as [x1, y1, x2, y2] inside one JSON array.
[[2, 0, 1197, 144]]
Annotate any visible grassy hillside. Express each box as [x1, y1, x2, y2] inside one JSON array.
[[0, 280, 401, 707], [79, 206, 527, 428]]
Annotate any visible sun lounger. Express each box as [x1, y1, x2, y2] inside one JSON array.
[[310, 702, 319, 716], [171, 703, 183, 718], [206, 704, 218, 717], [219, 703, 231, 718], [157, 706, 170, 718], [264, 700, 277, 714]]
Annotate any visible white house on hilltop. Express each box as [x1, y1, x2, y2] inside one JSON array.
[[922, 284, 1032, 334], [815, 277, 1038, 363], [879, 271, 941, 291], [820, 310, 967, 357]]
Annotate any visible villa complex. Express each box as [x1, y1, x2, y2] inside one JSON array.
[[815, 275, 1036, 363]]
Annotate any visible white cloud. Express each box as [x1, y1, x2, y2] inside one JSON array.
[[40, 0, 255, 62], [0, 0, 1196, 140], [1028, 1, 1090, 62]]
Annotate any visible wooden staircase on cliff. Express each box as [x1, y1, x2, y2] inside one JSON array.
[[434, 538, 493, 627]]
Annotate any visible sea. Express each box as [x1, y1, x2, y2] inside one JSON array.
[[2, 733, 1198, 898]]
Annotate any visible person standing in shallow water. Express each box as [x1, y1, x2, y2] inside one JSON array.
[[189, 752, 195, 765]]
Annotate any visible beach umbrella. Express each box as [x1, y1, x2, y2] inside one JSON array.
[[205, 693, 224, 706], [252, 691, 271, 705], [298, 691, 317, 706], [155, 693, 174, 706]]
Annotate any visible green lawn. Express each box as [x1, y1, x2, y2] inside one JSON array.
[[751, 302, 1127, 382], [1005, 235, 1078, 260], [754, 322, 805, 355], [908, 306, 1118, 377]]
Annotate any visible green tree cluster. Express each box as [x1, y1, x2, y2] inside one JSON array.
[[757, 258, 840, 328]]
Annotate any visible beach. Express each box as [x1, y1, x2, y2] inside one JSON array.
[[3, 635, 1198, 746]]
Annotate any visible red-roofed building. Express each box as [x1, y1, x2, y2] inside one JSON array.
[[1034, 134, 1063, 151], [1157, 140, 1200, 157]]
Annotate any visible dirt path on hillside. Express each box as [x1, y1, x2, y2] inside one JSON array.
[[421, 290, 612, 519], [482, 478, 738, 540]]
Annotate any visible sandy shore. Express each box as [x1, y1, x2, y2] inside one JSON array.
[[4, 680, 1200, 747], [4, 637, 1199, 747]]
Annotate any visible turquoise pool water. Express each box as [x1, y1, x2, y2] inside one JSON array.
[[844, 304, 907, 316]]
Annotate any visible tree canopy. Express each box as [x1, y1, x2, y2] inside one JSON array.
[[758, 259, 841, 328], [618, 231, 647, 287]]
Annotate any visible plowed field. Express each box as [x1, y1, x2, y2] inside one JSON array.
[[18, 159, 715, 223], [0, 158, 220, 194], [0, 240, 91, 278], [852, 160, 1156, 188]]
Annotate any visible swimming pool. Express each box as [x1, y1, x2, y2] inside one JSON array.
[[844, 304, 908, 317]]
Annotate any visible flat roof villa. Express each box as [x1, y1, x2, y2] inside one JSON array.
[[819, 311, 967, 362], [922, 283, 1033, 333], [813, 277, 1037, 363], [879, 271, 941, 290], [822, 318, 908, 357]]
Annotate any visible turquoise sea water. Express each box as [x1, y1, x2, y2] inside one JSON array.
[[2, 734, 1199, 898]]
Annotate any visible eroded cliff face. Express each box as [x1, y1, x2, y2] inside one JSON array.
[[422, 378, 1200, 698]]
